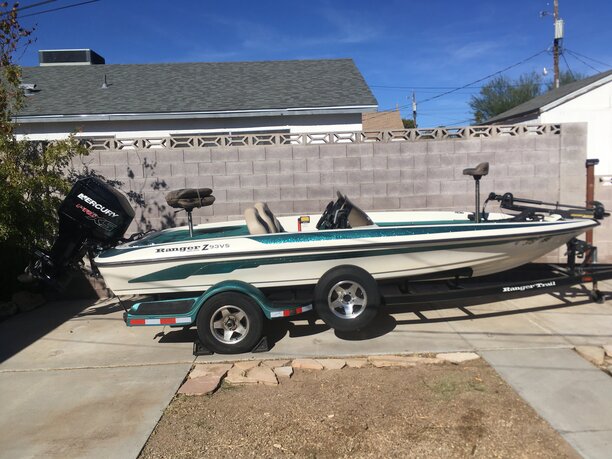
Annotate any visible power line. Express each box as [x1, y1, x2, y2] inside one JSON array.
[[19, 0, 99, 18], [371, 82, 551, 91], [564, 49, 611, 69], [565, 49, 601, 73], [561, 53, 575, 80], [367, 48, 549, 122], [0, 0, 56, 16], [418, 49, 548, 105], [371, 85, 484, 90], [370, 49, 548, 124]]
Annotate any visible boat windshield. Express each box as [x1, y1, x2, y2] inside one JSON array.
[[317, 192, 374, 230]]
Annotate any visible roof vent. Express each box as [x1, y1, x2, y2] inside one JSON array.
[[19, 83, 40, 96], [38, 49, 105, 66]]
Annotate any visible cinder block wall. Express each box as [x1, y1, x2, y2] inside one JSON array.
[[77, 123, 609, 260]]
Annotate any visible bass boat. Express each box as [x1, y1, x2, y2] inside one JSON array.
[[25, 162, 611, 353], [28, 163, 606, 297]]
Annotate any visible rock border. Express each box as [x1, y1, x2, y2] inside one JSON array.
[[177, 352, 481, 396]]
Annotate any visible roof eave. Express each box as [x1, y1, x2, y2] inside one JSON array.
[[13, 104, 378, 123], [539, 73, 612, 113], [481, 108, 540, 125]]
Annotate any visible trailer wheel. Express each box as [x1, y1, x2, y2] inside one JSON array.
[[196, 292, 264, 354], [314, 265, 379, 332]]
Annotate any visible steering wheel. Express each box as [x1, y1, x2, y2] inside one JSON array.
[[316, 200, 335, 229]]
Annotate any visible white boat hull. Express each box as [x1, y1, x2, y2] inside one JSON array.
[[96, 212, 595, 295]]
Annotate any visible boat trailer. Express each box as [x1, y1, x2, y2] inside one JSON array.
[[120, 238, 612, 355]]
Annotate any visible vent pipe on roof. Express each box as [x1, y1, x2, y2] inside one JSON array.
[[39, 49, 105, 66], [19, 83, 40, 96]]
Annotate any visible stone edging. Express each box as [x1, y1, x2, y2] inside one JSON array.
[[178, 352, 481, 396]]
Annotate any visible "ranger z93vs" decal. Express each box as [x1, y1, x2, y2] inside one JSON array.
[[155, 243, 230, 253]]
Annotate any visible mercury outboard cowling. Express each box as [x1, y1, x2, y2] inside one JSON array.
[[27, 177, 134, 289]]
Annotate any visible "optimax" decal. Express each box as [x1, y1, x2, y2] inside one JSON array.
[[77, 193, 119, 218]]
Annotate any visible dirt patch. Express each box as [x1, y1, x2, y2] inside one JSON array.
[[140, 360, 577, 458]]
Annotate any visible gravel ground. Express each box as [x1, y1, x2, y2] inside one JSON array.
[[140, 360, 578, 458]]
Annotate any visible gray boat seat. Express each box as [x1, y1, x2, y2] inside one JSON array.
[[244, 208, 268, 235], [462, 162, 489, 178], [254, 202, 285, 233], [243, 208, 274, 234], [166, 188, 215, 211]]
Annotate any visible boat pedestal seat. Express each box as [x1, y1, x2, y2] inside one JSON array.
[[165, 188, 215, 212], [462, 162, 489, 224], [462, 162, 489, 178]]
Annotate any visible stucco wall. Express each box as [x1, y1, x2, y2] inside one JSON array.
[[16, 113, 364, 141], [73, 122, 610, 261], [540, 80, 612, 175]]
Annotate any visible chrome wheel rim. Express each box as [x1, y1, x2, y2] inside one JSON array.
[[210, 305, 249, 344], [327, 280, 367, 319]]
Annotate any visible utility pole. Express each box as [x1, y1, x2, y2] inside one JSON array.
[[553, 0, 564, 89], [411, 91, 417, 128]]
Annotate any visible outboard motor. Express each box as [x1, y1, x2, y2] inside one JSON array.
[[26, 177, 134, 289]]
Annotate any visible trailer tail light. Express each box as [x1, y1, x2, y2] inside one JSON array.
[[129, 317, 191, 326], [269, 304, 313, 318]]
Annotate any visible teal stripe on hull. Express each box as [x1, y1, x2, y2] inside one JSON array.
[[100, 221, 562, 260], [247, 222, 562, 244], [128, 235, 547, 284]]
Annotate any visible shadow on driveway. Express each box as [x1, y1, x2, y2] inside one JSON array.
[[153, 285, 610, 353], [0, 298, 102, 364]]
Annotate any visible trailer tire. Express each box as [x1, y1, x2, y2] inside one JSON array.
[[196, 292, 264, 354], [314, 265, 379, 332]]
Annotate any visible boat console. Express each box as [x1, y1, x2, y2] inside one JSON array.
[[317, 192, 374, 230]]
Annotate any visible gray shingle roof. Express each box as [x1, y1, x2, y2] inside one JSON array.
[[18, 58, 377, 117], [485, 70, 612, 124]]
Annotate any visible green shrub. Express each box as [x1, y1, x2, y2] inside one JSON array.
[[0, 3, 90, 299]]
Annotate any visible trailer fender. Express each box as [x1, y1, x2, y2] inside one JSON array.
[[197, 280, 313, 320]]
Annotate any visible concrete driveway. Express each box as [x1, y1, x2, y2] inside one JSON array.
[[0, 299, 194, 459], [0, 280, 610, 458], [199, 281, 612, 361]]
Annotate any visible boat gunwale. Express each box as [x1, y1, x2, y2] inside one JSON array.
[[95, 219, 597, 268], [109, 218, 595, 251]]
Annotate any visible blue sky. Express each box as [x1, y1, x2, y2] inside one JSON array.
[[16, 0, 612, 128]]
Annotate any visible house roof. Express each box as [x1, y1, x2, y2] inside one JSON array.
[[16, 58, 377, 121], [485, 70, 612, 124]]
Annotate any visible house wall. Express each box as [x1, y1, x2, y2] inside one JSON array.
[[594, 176, 612, 262], [15, 113, 364, 141], [73, 122, 610, 262], [539, 81, 612, 175]]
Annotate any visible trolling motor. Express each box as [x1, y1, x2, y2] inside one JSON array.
[[463, 162, 489, 223], [485, 192, 609, 221], [23, 177, 135, 290]]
